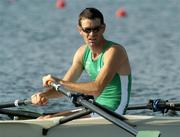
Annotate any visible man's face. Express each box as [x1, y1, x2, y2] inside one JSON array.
[[79, 18, 105, 47]]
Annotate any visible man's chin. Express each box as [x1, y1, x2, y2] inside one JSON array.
[[88, 42, 96, 47]]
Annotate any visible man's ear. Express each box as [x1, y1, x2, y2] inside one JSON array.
[[77, 25, 83, 35], [102, 24, 106, 33]]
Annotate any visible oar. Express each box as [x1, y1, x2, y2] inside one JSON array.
[[128, 99, 180, 113], [0, 107, 85, 120], [45, 81, 160, 137], [0, 98, 84, 119], [0, 99, 31, 109], [0, 99, 38, 119], [42, 108, 92, 135], [0, 108, 41, 119]]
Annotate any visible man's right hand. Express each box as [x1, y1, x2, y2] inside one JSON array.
[[31, 92, 48, 105], [42, 74, 60, 87]]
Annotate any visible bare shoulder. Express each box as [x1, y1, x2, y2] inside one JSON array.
[[104, 43, 131, 74], [76, 44, 86, 53], [73, 44, 87, 64], [105, 43, 128, 57]]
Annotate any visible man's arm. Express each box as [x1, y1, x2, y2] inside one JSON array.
[[62, 46, 85, 82], [60, 45, 131, 96], [31, 45, 85, 105]]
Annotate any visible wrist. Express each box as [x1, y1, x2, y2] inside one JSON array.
[[59, 79, 64, 85]]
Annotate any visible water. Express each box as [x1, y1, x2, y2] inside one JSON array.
[[0, 0, 180, 116]]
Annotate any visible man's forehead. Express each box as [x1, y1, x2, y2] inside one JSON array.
[[80, 18, 101, 26]]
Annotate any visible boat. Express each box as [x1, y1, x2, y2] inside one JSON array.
[[0, 82, 180, 137], [0, 114, 180, 137]]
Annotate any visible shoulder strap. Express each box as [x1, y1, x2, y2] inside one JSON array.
[[102, 41, 114, 53]]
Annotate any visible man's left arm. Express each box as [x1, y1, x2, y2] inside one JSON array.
[[60, 45, 130, 96]]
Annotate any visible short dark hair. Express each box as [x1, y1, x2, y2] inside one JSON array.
[[78, 8, 104, 26]]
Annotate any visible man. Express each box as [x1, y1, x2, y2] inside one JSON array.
[[31, 7, 131, 118]]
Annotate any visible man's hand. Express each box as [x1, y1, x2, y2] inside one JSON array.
[[37, 115, 53, 120], [31, 92, 48, 105], [42, 74, 60, 87]]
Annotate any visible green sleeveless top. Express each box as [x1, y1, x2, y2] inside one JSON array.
[[83, 41, 126, 111]]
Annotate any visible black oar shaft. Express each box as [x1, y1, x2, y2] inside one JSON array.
[[127, 100, 180, 112], [0, 99, 31, 109], [42, 108, 91, 135], [127, 104, 148, 110], [79, 99, 138, 136], [94, 101, 127, 120], [0, 103, 17, 108], [165, 102, 180, 108], [0, 108, 41, 119]]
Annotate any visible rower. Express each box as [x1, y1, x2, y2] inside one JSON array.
[[31, 7, 132, 118]]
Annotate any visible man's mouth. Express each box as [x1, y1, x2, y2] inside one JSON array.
[[88, 38, 96, 44]]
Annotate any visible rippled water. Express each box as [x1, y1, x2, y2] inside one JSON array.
[[0, 0, 180, 115]]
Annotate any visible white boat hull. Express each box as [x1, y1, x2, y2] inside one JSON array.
[[0, 115, 180, 137]]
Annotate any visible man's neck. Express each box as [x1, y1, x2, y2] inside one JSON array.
[[90, 39, 107, 60]]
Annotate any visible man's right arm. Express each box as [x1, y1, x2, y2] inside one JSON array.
[[31, 45, 86, 105], [31, 88, 62, 105], [63, 45, 85, 82]]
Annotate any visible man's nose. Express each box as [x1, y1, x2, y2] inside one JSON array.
[[89, 31, 96, 36]]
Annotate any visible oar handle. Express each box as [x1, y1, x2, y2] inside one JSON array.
[[48, 81, 72, 98]]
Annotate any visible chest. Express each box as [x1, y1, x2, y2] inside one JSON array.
[[84, 52, 104, 80]]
